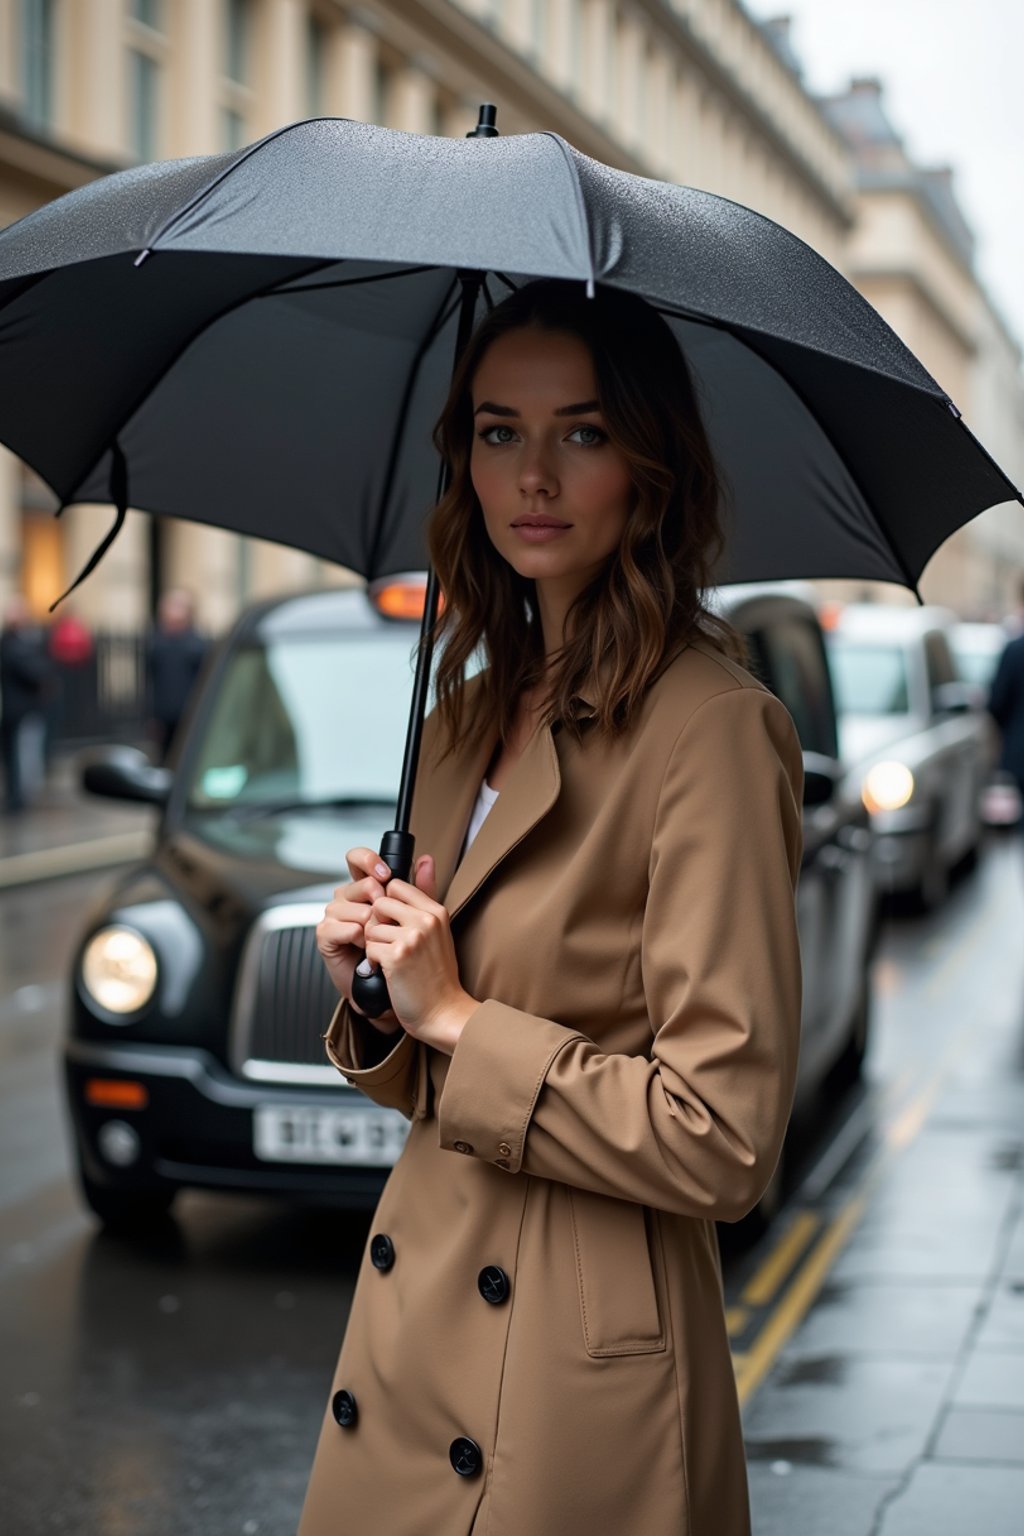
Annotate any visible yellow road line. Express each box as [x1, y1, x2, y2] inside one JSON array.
[[733, 877, 1005, 1408], [735, 1196, 866, 1406], [741, 1210, 820, 1308], [725, 1306, 749, 1337]]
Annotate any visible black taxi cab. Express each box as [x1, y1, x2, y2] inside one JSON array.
[[64, 577, 876, 1229]]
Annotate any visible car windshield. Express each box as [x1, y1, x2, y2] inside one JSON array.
[[827, 638, 911, 715], [184, 631, 426, 811]]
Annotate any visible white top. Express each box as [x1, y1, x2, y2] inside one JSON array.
[[460, 776, 499, 859]]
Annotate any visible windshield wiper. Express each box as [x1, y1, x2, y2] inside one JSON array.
[[219, 794, 397, 822]]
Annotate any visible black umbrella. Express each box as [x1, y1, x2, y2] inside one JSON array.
[[0, 106, 1019, 1015]]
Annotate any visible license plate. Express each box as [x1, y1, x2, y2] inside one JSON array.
[[254, 1105, 409, 1165]]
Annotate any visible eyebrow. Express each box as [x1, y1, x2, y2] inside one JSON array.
[[473, 399, 601, 418]]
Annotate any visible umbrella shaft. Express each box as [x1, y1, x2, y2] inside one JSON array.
[[393, 270, 484, 837]]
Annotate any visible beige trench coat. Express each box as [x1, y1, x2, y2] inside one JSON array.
[[298, 638, 803, 1536]]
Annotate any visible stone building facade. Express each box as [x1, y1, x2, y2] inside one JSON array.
[[0, 0, 1019, 627], [818, 76, 1024, 616]]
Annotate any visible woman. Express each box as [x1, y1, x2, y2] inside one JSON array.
[[299, 279, 803, 1536]]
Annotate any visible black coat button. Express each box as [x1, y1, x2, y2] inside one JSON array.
[[370, 1233, 395, 1272], [449, 1436, 483, 1477], [332, 1389, 358, 1429], [478, 1265, 510, 1305]]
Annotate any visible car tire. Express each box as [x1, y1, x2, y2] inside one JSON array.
[[78, 1170, 177, 1231], [913, 838, 949, 913]]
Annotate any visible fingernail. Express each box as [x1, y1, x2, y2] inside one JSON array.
[[375, 862, 389, 879]]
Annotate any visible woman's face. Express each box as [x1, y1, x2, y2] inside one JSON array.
[[469, 327, 634, 593]]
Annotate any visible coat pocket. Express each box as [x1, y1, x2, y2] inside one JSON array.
[[568, 1188, 667, 1357]]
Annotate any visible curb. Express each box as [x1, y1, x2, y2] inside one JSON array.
[[0, 831, 152, 890]]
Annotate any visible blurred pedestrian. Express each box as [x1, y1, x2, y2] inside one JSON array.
[[0, 595, 53, 813], [987, 577, 1024, 817], [49, 605, 94, 667], [145, 589, 208, 764], [45, 604, 94, 769]]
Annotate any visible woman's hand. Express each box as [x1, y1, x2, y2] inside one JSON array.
[[363, 856, 480, 1053], [316, 846, 403, 1035]]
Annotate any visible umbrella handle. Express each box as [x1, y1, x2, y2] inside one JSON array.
[[350, 828, 416, 1018]]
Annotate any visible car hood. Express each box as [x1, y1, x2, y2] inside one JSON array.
[[837, 715, 918, 766], [184, 804, 396, 890], [160, 806, 400, 910]]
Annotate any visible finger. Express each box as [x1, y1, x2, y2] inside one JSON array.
[[329, 876, 385, 908], [413, 854, 437, 900], [345, 846, 392, 883], [379, 878, 439, 913], [371, 896, 438, 929], [323, 901, 374, 932], [316, 916, 364, 951], [364, 913, 404, 942]]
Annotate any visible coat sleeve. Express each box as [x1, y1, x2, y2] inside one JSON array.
[[436, 686, 804, 1221], [322, 997, 429, 1121]]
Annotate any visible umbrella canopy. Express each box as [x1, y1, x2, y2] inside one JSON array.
[[0, 115, 1018, 595]]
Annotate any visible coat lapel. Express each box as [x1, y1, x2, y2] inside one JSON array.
[[414, 715, 500, 908], [412, 664, 610, 923], [443, 716, 563, 922]]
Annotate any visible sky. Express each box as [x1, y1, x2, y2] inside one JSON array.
[[742, 0, 1024, 349]]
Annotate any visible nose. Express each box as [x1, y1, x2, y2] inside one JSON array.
[[518, 442, 558, 498]]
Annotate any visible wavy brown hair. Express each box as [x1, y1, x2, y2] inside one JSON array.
[[424, 277, 744, 756]]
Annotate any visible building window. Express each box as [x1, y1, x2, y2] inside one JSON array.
[[21, 0, 55, 130], [222, 106, 248, 151], [130, 0, 163, 28], [128, 48, 160, 161], [306, 14, 327, 115], [225, 0, 251, 85]]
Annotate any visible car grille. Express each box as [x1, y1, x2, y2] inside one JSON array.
[[231, 904, 341, 1084]]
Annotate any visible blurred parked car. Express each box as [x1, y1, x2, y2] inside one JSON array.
[[949, 621, 1008, 699], [64, 578, 877, 1231], [824, 604, 989, 909], [949, 621, 1022, 829]]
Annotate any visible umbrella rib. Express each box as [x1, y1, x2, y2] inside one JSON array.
[[653, 298, 954, 405], [261, 263, 440, 298], [365, 272, 462, 579], [537, 132, 596, 298], [657, 302, 925, 596]]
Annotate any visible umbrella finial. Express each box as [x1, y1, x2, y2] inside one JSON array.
[[467, 104, 499, 138]]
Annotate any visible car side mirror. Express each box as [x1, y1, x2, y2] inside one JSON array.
[[932, 680, 974, 715], [79, 745, 173, 806], [802, 751, 841, 808]]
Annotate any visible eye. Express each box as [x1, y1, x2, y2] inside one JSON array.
[[567, 424, 607, 447], [476, 424, 518, 446]]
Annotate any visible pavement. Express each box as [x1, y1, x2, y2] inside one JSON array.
[[738, 839, 1024, 1535], [0, 747, 157, 888]]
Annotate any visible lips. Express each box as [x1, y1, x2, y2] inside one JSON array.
[[511, 517, 572, 528]]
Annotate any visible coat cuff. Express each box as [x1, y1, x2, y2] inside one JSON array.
[[437, 999, 585, 1171], [322, 995, 416, 1088]]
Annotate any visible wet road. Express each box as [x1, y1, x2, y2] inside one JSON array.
[[2, 838, 1023, 1534]]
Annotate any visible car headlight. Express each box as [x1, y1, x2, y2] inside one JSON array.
[[81, 927, 158, 1015], [862, 761, 915, 814]]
